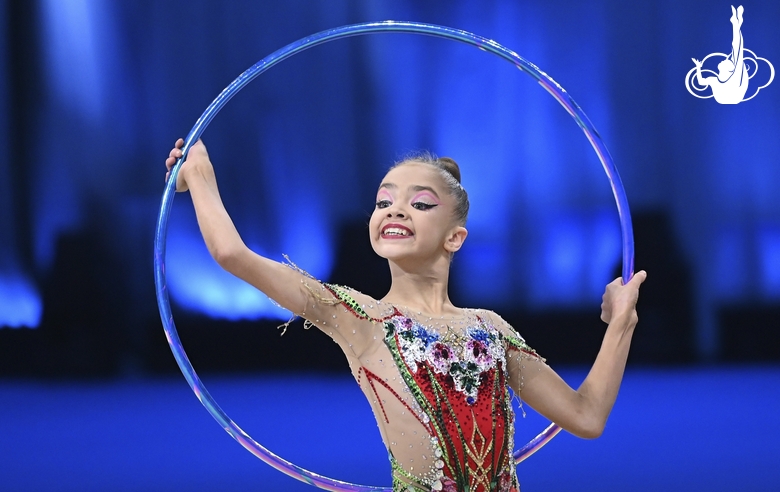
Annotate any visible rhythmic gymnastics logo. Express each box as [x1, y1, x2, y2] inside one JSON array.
[[685, 5, 774, 104]]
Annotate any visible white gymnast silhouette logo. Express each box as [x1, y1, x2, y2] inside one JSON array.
[[685, 5, 774, 104]]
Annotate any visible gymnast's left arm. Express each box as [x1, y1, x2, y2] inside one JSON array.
[[511, 271, 647, 439]]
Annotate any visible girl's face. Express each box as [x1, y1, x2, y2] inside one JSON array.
[[369, 163, 466, 264]]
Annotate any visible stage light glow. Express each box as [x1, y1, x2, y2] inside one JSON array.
[[758, 225, 780, 298], [166, 203, 332, 321], [166, 223, 288, 321], [0, 274, 42, 328]]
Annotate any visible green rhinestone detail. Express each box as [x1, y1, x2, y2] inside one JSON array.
[[324, 284, 372, 321]]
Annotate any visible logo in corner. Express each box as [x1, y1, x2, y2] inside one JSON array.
[[685, 5, 774, 104]]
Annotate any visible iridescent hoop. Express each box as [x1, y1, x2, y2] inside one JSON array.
[[154, 21, 635, 491]]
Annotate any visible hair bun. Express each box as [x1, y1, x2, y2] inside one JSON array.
[[437, 157, 461, 183]]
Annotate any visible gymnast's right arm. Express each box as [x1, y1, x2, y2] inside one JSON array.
[[165, 139, 371, 350]]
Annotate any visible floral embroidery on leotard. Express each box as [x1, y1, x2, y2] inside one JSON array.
[[394, 315, 508, 404], [308, 284, 541, 492], [383, 311, 523, 491]]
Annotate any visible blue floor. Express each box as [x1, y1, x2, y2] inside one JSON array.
[[2, 366, 779, 491]]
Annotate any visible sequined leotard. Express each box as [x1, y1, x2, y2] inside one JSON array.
[[295, 277, 543, 492]]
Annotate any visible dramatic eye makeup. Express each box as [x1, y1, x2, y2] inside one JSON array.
[[375, 189, 393, 208], [411, 192, 440, 205], [411, 191, 440, 211], [375, 183, 440, 210]]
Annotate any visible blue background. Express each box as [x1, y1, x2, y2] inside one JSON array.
[[1, 0, 778, 490]]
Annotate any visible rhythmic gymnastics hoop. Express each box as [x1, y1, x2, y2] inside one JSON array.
[[154, 21, 635, 492]]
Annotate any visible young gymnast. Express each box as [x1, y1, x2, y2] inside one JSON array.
[[165, 139, 646, 492]]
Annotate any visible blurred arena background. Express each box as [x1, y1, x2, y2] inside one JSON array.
[[1, 0, 778, 490]]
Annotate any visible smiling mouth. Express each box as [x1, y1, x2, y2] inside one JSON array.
[[381, 226, 413, 238]]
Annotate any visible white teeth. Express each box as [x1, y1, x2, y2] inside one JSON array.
[[384, 227, 410, 236]]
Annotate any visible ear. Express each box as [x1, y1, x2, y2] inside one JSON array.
[[444, 226, 468, 253]]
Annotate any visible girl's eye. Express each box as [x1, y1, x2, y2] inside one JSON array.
[[412, 202, 437, 211], [376, 200, 392, 209]]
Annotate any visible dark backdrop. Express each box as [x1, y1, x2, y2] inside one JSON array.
[[1, 0, 779, 378]]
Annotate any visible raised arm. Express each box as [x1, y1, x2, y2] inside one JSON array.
[[505, 271, 647, 439], [730, 6, 745, 74], [165, 139, 378, 355]]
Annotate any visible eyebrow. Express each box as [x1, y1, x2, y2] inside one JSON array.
[[378, 183, 440, 199]]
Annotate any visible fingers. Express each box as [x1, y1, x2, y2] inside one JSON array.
[[628, 270, 647, 287], [165, 138, 184, 184], [606, 271, 645, 291], [165, 138, 186, 171], [599, 271, 645, 325], [168, 145, 184, 160]]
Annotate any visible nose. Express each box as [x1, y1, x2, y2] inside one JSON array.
[[384, 200, 407, 218]]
